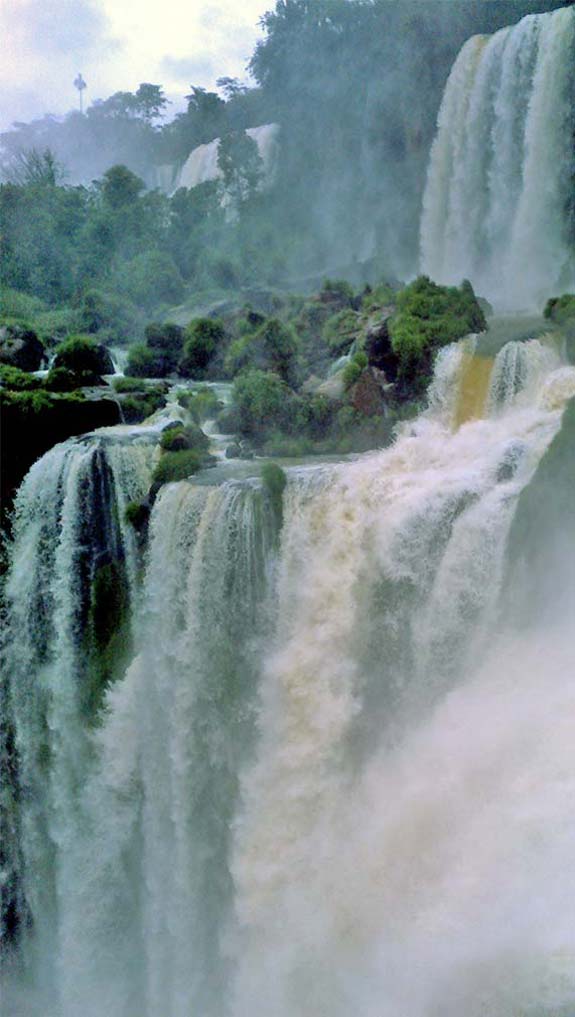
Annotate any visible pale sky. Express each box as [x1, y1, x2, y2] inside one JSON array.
[[0, 0, 271, 130]]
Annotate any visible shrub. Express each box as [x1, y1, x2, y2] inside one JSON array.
[[152, 449, 204, 485], [389, 276, 486, 390], [120, 392, 165, 422], [232, 369, 294, 437], [320, 278, 354, 306], [125, 500, 149, 529], [145, 321, 184, 365], [179, 318, 226, 378], [544, 294, 575, 325], [177, 386, 222, 423], [112, 376, 150, 393], [224, 318, 299, 383], [342, 360, 363, 389], [125, 344, 166, 378]]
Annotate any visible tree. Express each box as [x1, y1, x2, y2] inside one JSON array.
[[134, 84, 169, 124], [101, 165, 145, 209], [5, 148, 65, 187], [217, 130, 263, 212]]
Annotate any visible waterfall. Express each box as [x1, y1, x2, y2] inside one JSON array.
[[2, 337, 575, 1016], [174, 124, 280, 194], [420, 6, 575, 310], [1, 431, 157, 993]]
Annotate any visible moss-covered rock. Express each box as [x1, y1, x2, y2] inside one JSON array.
[[53, 335, 114, 379], [0, 390, 120, 508]]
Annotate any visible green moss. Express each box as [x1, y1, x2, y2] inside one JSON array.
[[125, 500, 149, 529], [112, 376, 151, 393], [0, 364, 42, 390], [152, 449, 204, 485]]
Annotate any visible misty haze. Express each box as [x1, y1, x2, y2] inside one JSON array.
[[1, 2, 575, 1016]]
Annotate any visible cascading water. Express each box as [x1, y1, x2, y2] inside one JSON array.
[[2, 335, 575, 1016], [174, 124, 279, 194], [420, 6, 575, 309]]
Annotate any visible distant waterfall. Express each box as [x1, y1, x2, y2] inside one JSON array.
[[2, 338, 575, 1016], [174, 124, 280, 194], [420, 6, 575, 310]]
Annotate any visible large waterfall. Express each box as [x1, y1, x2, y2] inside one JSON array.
[[2, 332, 575, 1016], [420, 6, 575, 310]]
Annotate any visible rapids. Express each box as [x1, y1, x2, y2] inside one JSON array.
[[2, 332, 575, 1016]]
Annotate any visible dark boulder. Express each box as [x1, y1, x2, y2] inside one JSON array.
[[0, 324, 45, 371]]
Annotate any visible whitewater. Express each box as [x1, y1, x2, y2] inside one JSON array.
[[2, 329, 575, 1016], [420, 5, 575, 309]]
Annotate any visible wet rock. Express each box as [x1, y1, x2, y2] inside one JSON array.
[[0, 324, 45, 371]]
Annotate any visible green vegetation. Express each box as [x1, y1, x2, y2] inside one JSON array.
[[389, 277, 486, 391], [177, 386, 222, 423], [125, 500, 150, 530], [152, 449, 204, 485], [53, 335, 113, 380], [544, 293, 575, 326], [179, 318, 226, 378], [261, 462, 287, 532], [159, 422, 209, 453], [120, 391, 166, 423], [0, 364, 41, 390]]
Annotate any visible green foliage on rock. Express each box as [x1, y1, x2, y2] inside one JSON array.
[[179, 318, 226, 378], [232, 368, 293, 437], [0, 364, 41, 390], [120, 391, 166, 422], [152, 448, 204, 485], [544, 293, 575, 326], [225, 317, 299, 382], [159, 422, 209, 453], [125, 344, 166, 378], [53, 334, 113, 380], [389, 276, 486, 389]]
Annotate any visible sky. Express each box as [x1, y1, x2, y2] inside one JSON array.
[[0, 0, 271, 130]]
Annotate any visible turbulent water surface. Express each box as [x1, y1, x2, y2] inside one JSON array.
[[2, 330, 575, 1016]]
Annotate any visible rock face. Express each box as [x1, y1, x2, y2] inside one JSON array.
[[350, 368, 390, 417], [1, 395, 121, 510], [364, 310, 398, 379], [0, 324, 45, 371]]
